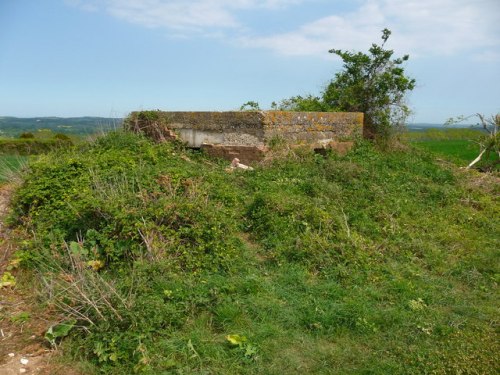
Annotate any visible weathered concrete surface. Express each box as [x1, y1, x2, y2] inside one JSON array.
[[125, 110, 363, 163], [262, 111, 363, 145], [126, 111, 266, 147]]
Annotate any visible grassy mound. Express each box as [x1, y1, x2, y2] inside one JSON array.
[[8, 131, 499, 374]]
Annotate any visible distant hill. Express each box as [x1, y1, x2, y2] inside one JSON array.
[[0, 116, 123, 137]]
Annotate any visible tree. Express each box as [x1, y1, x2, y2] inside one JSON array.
[[271, 95, 326, 112], [240, 101, 261, 111], [19, 132, 35, 139], [276, 29, 415, 143], [446, 113, 500, 170], [323, 28, 416, 141]]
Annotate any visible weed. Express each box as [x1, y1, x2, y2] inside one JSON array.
[[45, 319, 77, 347], [10, 311, 30, 324], [0, 271, 16, 288]]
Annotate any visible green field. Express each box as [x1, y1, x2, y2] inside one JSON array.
[[6, 130, 498, 374], [0, 116, 121, 138], [412, 139, 479, 163], [406, 128, 498, 168]]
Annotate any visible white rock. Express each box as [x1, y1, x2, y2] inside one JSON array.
[[20, 357, 29, 365], [8, 352, 15, 357], [229, 158, 254, 171]]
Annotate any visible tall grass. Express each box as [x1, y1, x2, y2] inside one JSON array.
[[0, 154, 28, 184]]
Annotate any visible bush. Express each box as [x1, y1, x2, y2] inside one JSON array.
[[53, 133, 72, 142], [19, 132, 35, 139]]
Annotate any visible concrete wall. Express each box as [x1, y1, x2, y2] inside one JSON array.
[[125, 110, 363, 163], [126, 111, 266, 147], [262, 111, 363, 146]]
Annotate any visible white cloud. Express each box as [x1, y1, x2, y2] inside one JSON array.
[[106, 0, 238, 32], [67, 0, 500, 58], [68, 0, 306, 32], [242, 0, 500, 58]]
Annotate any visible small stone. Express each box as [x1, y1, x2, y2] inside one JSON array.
[[20, 357, 29, 365], [20, 369, 27, 374], [8, 352, 15, 357]]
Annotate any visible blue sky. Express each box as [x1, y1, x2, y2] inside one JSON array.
[[1, 0, 499, 123]]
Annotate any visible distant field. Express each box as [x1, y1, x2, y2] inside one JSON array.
[[405, 127, 484, 140], [0, 116, 121, 138], [0, 138, 73, 155], [405, 128, 496, 167], [412, 139, 480, 163]]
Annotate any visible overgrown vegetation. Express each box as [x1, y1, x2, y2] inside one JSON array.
[[6, 130, 499, 374], [240, 101, 261, 111]]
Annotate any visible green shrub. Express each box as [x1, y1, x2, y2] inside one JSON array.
[[19, 132, 35, 139], [54, 133, 72, 142]]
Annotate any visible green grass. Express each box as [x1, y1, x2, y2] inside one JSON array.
[[405, 127, 484, 141], [412, 139, 480, 163], [8, 131, 499, 374], [406, 128, 498, 168]]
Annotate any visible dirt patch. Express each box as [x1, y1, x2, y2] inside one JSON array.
[[0, 184, 83, 375], [462, 169, 500, 196]]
